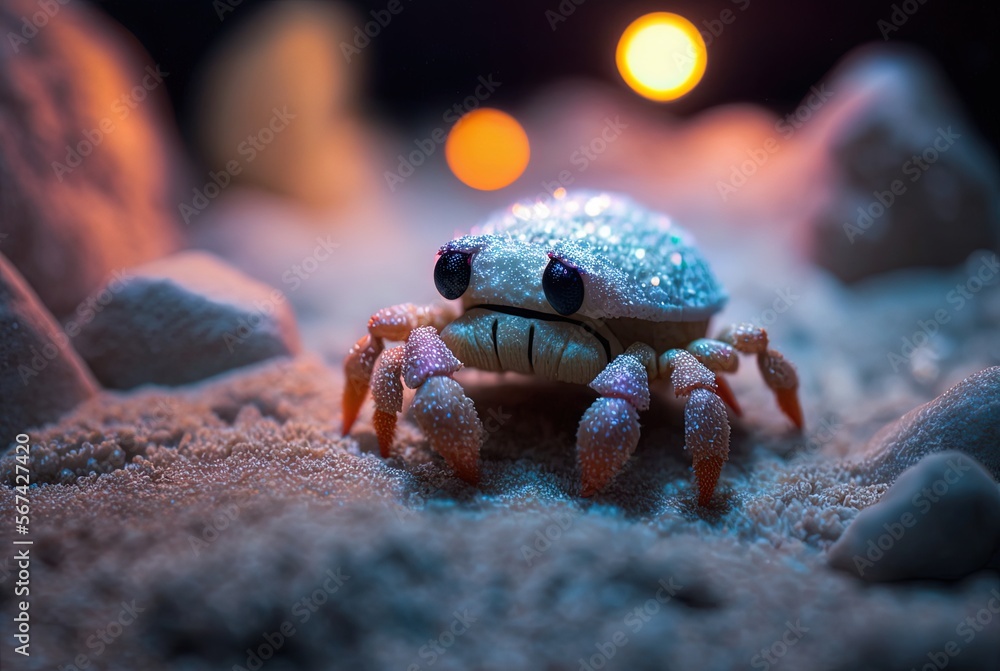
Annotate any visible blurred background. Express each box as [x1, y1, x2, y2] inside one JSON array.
[[2, 0, 998, 366], [92, 0, 1000, 153]]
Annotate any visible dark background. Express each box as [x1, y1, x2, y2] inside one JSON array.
[[93, 0, 999, 152]]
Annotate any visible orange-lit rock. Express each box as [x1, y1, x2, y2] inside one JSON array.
[[191, 0, 376, 212], [0, 0, 183, 318]]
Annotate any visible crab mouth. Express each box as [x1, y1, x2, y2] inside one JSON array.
[[470, 303, 613, 362]]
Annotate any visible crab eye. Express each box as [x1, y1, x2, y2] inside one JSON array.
[[543, 257, 584, 315], [434, 250, 472, 300]]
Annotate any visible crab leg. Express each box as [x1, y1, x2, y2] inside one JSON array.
[[370, 347, 405, 457], [686, 338, 742, 416], [343, 335, 383, 435], [342, 302, 458, 435], [714, 323, 803, 429], [576, 344, 652, 497], [406, 327, 484, 484], [659, 349, 731, 507]]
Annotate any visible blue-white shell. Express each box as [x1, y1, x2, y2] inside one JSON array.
[[443, 191, 727, 322]]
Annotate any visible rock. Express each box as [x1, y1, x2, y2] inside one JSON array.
[[0, 253, 98, 452], [73, 252, 302, 389], [829, 452, 1000, 581], [0, 0, 182, 318], [861, 367, 1000, 484], [802, 46, 1000, 282], [190, 0, 374, 214]]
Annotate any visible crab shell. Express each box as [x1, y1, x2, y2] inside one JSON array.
[[438, 191, 728, 385]]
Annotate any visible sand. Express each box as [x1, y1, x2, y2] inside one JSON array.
[[2, 247, 999, 670]]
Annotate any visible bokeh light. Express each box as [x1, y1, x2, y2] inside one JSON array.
[[445, 108, 530, 190], [616, 12, 707, 102]]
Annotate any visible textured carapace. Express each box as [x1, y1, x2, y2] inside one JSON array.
[[440, 191, 727, 322]]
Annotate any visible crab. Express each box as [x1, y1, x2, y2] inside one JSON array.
[[341, 191, 802, 505]]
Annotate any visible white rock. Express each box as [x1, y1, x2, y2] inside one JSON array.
[[74, 252, 302, 389], [0, 253, 97, 451], [829, 451, 1000, 581], [0, 0, 182, 317], [802, 46, 1000, 282]]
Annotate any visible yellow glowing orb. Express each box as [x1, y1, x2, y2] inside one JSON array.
[[616, 12, 707, 102], [445, 108, 530, 191]]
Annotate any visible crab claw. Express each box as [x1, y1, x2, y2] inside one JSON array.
[[576, 397, 641, 497], [576, 350, 650, 497], [411, 376, 483, 484], [686, 387, 732, 507], [342, 334, 383, 435]]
